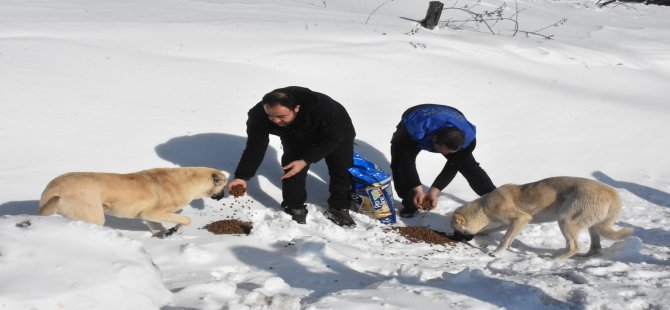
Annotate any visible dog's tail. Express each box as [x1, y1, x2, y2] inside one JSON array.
[[37, 195, 60, 216], [594, 191, 633, 240]]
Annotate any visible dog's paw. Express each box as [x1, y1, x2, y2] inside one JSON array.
[[164, 225, 181, 237], [489, 248, 507, 257], [577, 249, 601, 257], [152, 230, 167, 238], [163, 224, 188, 237]]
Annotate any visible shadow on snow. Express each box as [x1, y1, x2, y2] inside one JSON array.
[[154, 133, 390, 211], [230, 241, 574, 308], [593, 170, 670, 208]]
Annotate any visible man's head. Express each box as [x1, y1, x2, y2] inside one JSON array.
[[262, 91, 300, 127], [432, 127, 464, 155]]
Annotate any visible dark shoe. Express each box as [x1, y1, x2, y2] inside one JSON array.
[[324, 208, 356, 227], [284, 208, 307, 224], [399, 205, 418, 218]]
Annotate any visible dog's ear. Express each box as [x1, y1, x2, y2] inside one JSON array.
[[454, 213, 466, 225], [212, 173, 223, 185]]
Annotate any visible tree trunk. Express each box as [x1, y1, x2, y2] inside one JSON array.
[[645, 0, 670, 4], [421, 1, 444, 29], [602, 0, 669, 5]]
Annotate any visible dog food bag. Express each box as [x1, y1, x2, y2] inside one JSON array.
[[348, 152, 396, 225]]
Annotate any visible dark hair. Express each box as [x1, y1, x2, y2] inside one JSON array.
[[434, 127, 464, 151], [262, 91, 298, 109]]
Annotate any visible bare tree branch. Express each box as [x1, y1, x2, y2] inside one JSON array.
[[366, 0, 395, 25], [433, 0, 565, 39]]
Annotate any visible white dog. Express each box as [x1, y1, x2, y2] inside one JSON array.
[[451, 176, 633, 259], [38, 167, 227, 237]]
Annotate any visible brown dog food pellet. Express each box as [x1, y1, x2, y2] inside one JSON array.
[[203, 219, 252, 235], [391, 226, 457, 245], [417, 200, 433, 211], [230, 185, 247, 198]]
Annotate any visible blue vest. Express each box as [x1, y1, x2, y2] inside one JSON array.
[[402, 105, 476, 152]]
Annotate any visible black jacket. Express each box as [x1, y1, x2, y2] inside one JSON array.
[[234, 86, 355, 180]]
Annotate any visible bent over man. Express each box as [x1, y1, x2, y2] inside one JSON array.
[[227, 86, 357, 227], [391, 104, 496, 218]]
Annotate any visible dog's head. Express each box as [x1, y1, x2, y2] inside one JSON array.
[[450, 198, 493, 241], [450, 212, 476, 241], [450, 188, 507, 241], [208, 171, 228, 200]]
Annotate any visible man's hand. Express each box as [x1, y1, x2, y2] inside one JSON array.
[[411, 185, 425, 208], [281, 160, 308, 180], [422, 187, 440, 210], [227, 178, 247, 192]]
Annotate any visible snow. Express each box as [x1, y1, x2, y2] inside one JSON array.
[[0, 216, 171, 309], [1, 0, 669, 309]]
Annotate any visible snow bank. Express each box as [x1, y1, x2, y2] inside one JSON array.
[[0, 215, 171, 310]]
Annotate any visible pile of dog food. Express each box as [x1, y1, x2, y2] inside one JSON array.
[[391, 226, 457, 245], [203, 219, 252, 235], [230, 185, 247, 198]]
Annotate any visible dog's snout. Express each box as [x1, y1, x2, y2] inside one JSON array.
[[211, 188, 226, 200], [452, 230, 475, 242]]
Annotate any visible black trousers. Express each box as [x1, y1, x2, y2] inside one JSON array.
[[280, 138, 354, 211], [390, 123, 495, 207], [438, 139, 496, 195]]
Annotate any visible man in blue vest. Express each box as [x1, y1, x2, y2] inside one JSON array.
[[390, 104, 496, 218]]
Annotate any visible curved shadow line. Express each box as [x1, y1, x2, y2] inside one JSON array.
[[230, 242, 384, 303], [593, 171, 670, 208]]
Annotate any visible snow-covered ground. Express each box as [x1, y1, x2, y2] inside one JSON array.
[[1, 0, 669, 309]]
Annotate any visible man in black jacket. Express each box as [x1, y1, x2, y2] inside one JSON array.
[[227, 86, 357, 227]]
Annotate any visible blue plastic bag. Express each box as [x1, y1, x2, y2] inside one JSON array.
[[348, 152, 396, 224]]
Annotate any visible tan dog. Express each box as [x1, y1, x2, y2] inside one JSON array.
[[451, 176, 633, 259], [38, 167, 227, 237]]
